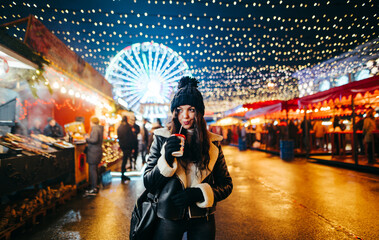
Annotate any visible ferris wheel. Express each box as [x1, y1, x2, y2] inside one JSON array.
[[105, 42, 191, 119]]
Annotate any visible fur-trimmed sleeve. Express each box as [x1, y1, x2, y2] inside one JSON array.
[[195, 183, 214, 208]]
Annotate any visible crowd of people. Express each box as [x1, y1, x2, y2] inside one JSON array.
[[116, 116, 163, 182], [209, 108, 378, 163]]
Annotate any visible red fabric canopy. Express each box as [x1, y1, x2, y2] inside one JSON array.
[[298, 75, 379, 108], [245, 103, 282, 118], [245, 99, 299, 118], [243, 100, 282, 109]]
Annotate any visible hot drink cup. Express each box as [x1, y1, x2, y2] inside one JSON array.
[[171, 134, 185, 157]]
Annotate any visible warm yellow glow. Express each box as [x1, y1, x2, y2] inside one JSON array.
[[214, 117, 243, 126], [250, 118, 261, 124]]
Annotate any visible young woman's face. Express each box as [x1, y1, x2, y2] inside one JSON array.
[[176, 105, 196, 130]]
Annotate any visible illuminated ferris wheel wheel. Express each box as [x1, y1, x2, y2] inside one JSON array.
[[105, 42, 191, 119]]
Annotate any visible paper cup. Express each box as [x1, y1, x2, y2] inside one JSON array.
[[172, 134, 185, 157]]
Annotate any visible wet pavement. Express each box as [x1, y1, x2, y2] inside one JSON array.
[[16, 146, 379, 240]]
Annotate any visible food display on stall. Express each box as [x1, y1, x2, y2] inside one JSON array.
[[30, 134, 57, 144], [101, 138, 122, 167], [64, 121, 87, 144], [31, 133, 74, 149], [0, 133, 57, 158], [0, 132, 74, 159], [52, 140, 75, 149]]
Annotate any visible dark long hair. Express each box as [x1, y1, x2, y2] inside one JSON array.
[[169, 109, 210, 173]]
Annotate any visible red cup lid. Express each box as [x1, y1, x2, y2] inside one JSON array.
[[172, 133, 186, 139]]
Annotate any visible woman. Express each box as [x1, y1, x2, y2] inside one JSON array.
[[144, 76, 233, 240], [84, 116, 104, 195]]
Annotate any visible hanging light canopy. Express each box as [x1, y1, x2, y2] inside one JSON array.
[[1, 0, 377, 112]]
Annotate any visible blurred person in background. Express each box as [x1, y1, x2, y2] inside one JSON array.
[[43, 117, 64, 138], [277, 120, 287, 140], [288, 120, 298, 148], [139, 118, 150, 165], [363, 109, 376, 163], [130, 117, 140, 170], [117, 116, 134, 181], [238, 125, 247, 151], [355, 116, 365, 155], [255, 124, 263, 143], [84, 116, 104, 196], [267, 121, 277, 148], [147, 118, 163, 153], [301, 119, 312, 152], [226, 127, 232, 145], [313, 121, 326, 150], [332, 116, 343, 155], [28, 118, 42, 135]]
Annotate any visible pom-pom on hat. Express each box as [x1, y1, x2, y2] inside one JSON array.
[[170, 76, 205, 115]]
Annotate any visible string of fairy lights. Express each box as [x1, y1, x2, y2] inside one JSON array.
[[0, 0, 378, 112]]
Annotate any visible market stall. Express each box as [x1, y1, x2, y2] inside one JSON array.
[[0, 31, 77, 195], [1, 16, 119, 191], [298, 75, 379, 165], [244, 99, 302, 157], [0, 17, 122, 238], [209, 117, 243, 145]]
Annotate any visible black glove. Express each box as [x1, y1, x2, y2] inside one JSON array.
[[164, 136, 181, 166], [171, 188, 205, 208]]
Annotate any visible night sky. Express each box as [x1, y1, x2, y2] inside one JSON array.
[[1, 0, 378, 112]]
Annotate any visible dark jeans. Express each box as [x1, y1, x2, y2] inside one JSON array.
[[153, 215, 215, 240], [121, 148, 132, 174], [88, 164, 98, 189]]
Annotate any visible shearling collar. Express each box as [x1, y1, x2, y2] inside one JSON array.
[[154, 127, 223, 186]]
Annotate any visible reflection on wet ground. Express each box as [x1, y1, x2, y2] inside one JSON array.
[[17, 146, 379, 240]]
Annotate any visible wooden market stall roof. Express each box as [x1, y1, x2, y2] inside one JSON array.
[[0, 27, 48, 69], [298, 75, 379, 108], [1, 16, 113, 100]]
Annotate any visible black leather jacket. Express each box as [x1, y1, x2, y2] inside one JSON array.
[[143, 128, 233, 220]]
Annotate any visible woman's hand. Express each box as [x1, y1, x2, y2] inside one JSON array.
[[171, 188, 204, 208], [164, 136, 181, 166]]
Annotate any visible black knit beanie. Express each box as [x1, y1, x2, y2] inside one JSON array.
[[170, 76, 205, 115]]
